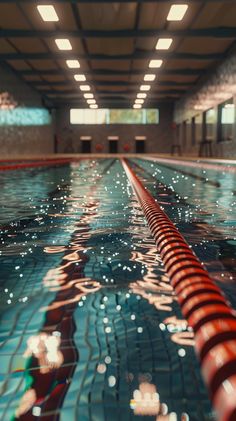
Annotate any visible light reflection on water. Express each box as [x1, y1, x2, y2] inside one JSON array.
[[0, 159, 214, 420]]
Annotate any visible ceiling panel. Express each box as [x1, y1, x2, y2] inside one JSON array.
[[0, 0, 235, 107], [0, 4, 30, 29], [9, 38, 47, 53], [78, 3, 137, 29]]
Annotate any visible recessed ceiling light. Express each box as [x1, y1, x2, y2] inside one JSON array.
[[140, 85, 151, 91], [66, 60, 80, 68], [144, 74, 156, 82], [37, 5, 59, 22], [167, 4, 188, 21], [133, 104, 142, 109], [149, 60, 163, 68], [135, 99, 144, 104], [74, 74, 86, 81], [90, 104, 98, 109], [87, 99, 96, 104], [84, 93, 94, 99], [80, 85, 90, 91], [137, 93, 147, 99], [55, 39, 72, 50], [155, 38, 173, 50]]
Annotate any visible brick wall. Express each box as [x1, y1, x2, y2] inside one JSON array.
[[0, 64, 54, 157], [56, 104, 174, 154], [174, 49, 236, 158]]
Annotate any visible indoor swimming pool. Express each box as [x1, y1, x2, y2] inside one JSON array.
[[1, 157, 236, 421]]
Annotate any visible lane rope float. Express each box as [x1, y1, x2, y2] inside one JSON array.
[[122, 158, 236, 421]]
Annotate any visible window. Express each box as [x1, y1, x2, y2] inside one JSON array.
[[0, 107, 51, 126], [220, 99, 235, 141], [70, 109, 159, 125], [205, 108, 216, 141], [70, 109, 107, 124]]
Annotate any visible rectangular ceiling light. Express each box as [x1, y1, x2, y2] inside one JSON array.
[[90, 104, 98, 109], [135, 136, 146, 140], [55, 39, 72, 50], [74, 74, 86, 81], [167, 4, 188, 21], [37, 5, 59, 22], [140, 85, 151, 91], [133, 104, 142, 109], [108, 136, 119, 140], [135, 99, 144, 104], [137, 93, 147, 99], [84, 93, 94, 99], [155, 38, 173, 50], [66, 60, 80, 68], [87, 99, 96, 104], [144, 74, 156, 82], [149, 60, 163, 68], [80, 85, 91, 91], [80, 136, 92, 140]]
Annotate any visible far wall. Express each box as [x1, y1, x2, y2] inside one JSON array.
[[0, 63, 54, 158], [174, 49, 236, 158], [56, 104, 174, 154]]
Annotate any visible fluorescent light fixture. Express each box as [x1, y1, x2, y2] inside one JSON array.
[[135, 99, 144, 104], [167, 4, 188, 21], [66, 60, 80, 68], [108, 136, 119, 140], [87, 99, 96, 104], [90, 104, 98, 109], [133, 104, 142, 109], [80, 85, 90, 91], [37, 5, 59, 22], [55, 39, 72, 50], [74, 74, 86, 82], [144, 74, 156, 82], [140, 85, 151, 91], [80, 136, 92, 140], [155, 38, 173, 50], [137, 93, 147, 99], [84, 93, 94, 99], [135, 136, 146, 140], [149, 59, 163, 68]]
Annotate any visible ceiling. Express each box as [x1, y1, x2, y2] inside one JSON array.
[[0, 0, 236, 109]]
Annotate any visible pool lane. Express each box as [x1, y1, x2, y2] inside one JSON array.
[[123, 158, 236, 421], [0, 159, 213, 420], [134, 158, 236, 288]]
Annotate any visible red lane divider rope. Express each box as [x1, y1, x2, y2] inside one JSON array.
[[0, 159, 72, 171], [121, 158, 236, 421], [144, 156, 236, 174]]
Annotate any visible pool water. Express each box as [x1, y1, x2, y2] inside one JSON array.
[[1, 157, 235, 421]]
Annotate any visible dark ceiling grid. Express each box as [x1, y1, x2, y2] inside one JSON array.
[[33, 80, 194, 87], [165, 0, 206, 91], [17, 68, 203, 76], [0, 51, 224, 61], [16, 2, 66, 103], [2, 0, 235, 3], [140, 3, 171, 109], [0, 0, 235, 108], [129, 1, 141, 104], [70, 2, 95, 105], [3, 36, 52, 106], [1, 27, 236, 38]]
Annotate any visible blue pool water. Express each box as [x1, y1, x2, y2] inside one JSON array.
[[1, 157, 235, 420]]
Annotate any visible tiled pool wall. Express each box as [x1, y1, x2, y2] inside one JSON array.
[[174, 48, 236, 158]]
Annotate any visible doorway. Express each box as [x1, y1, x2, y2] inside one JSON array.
[[136, 140, 145, 153], [109, 140, 118, 153], [81, 140, 91, 153]]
